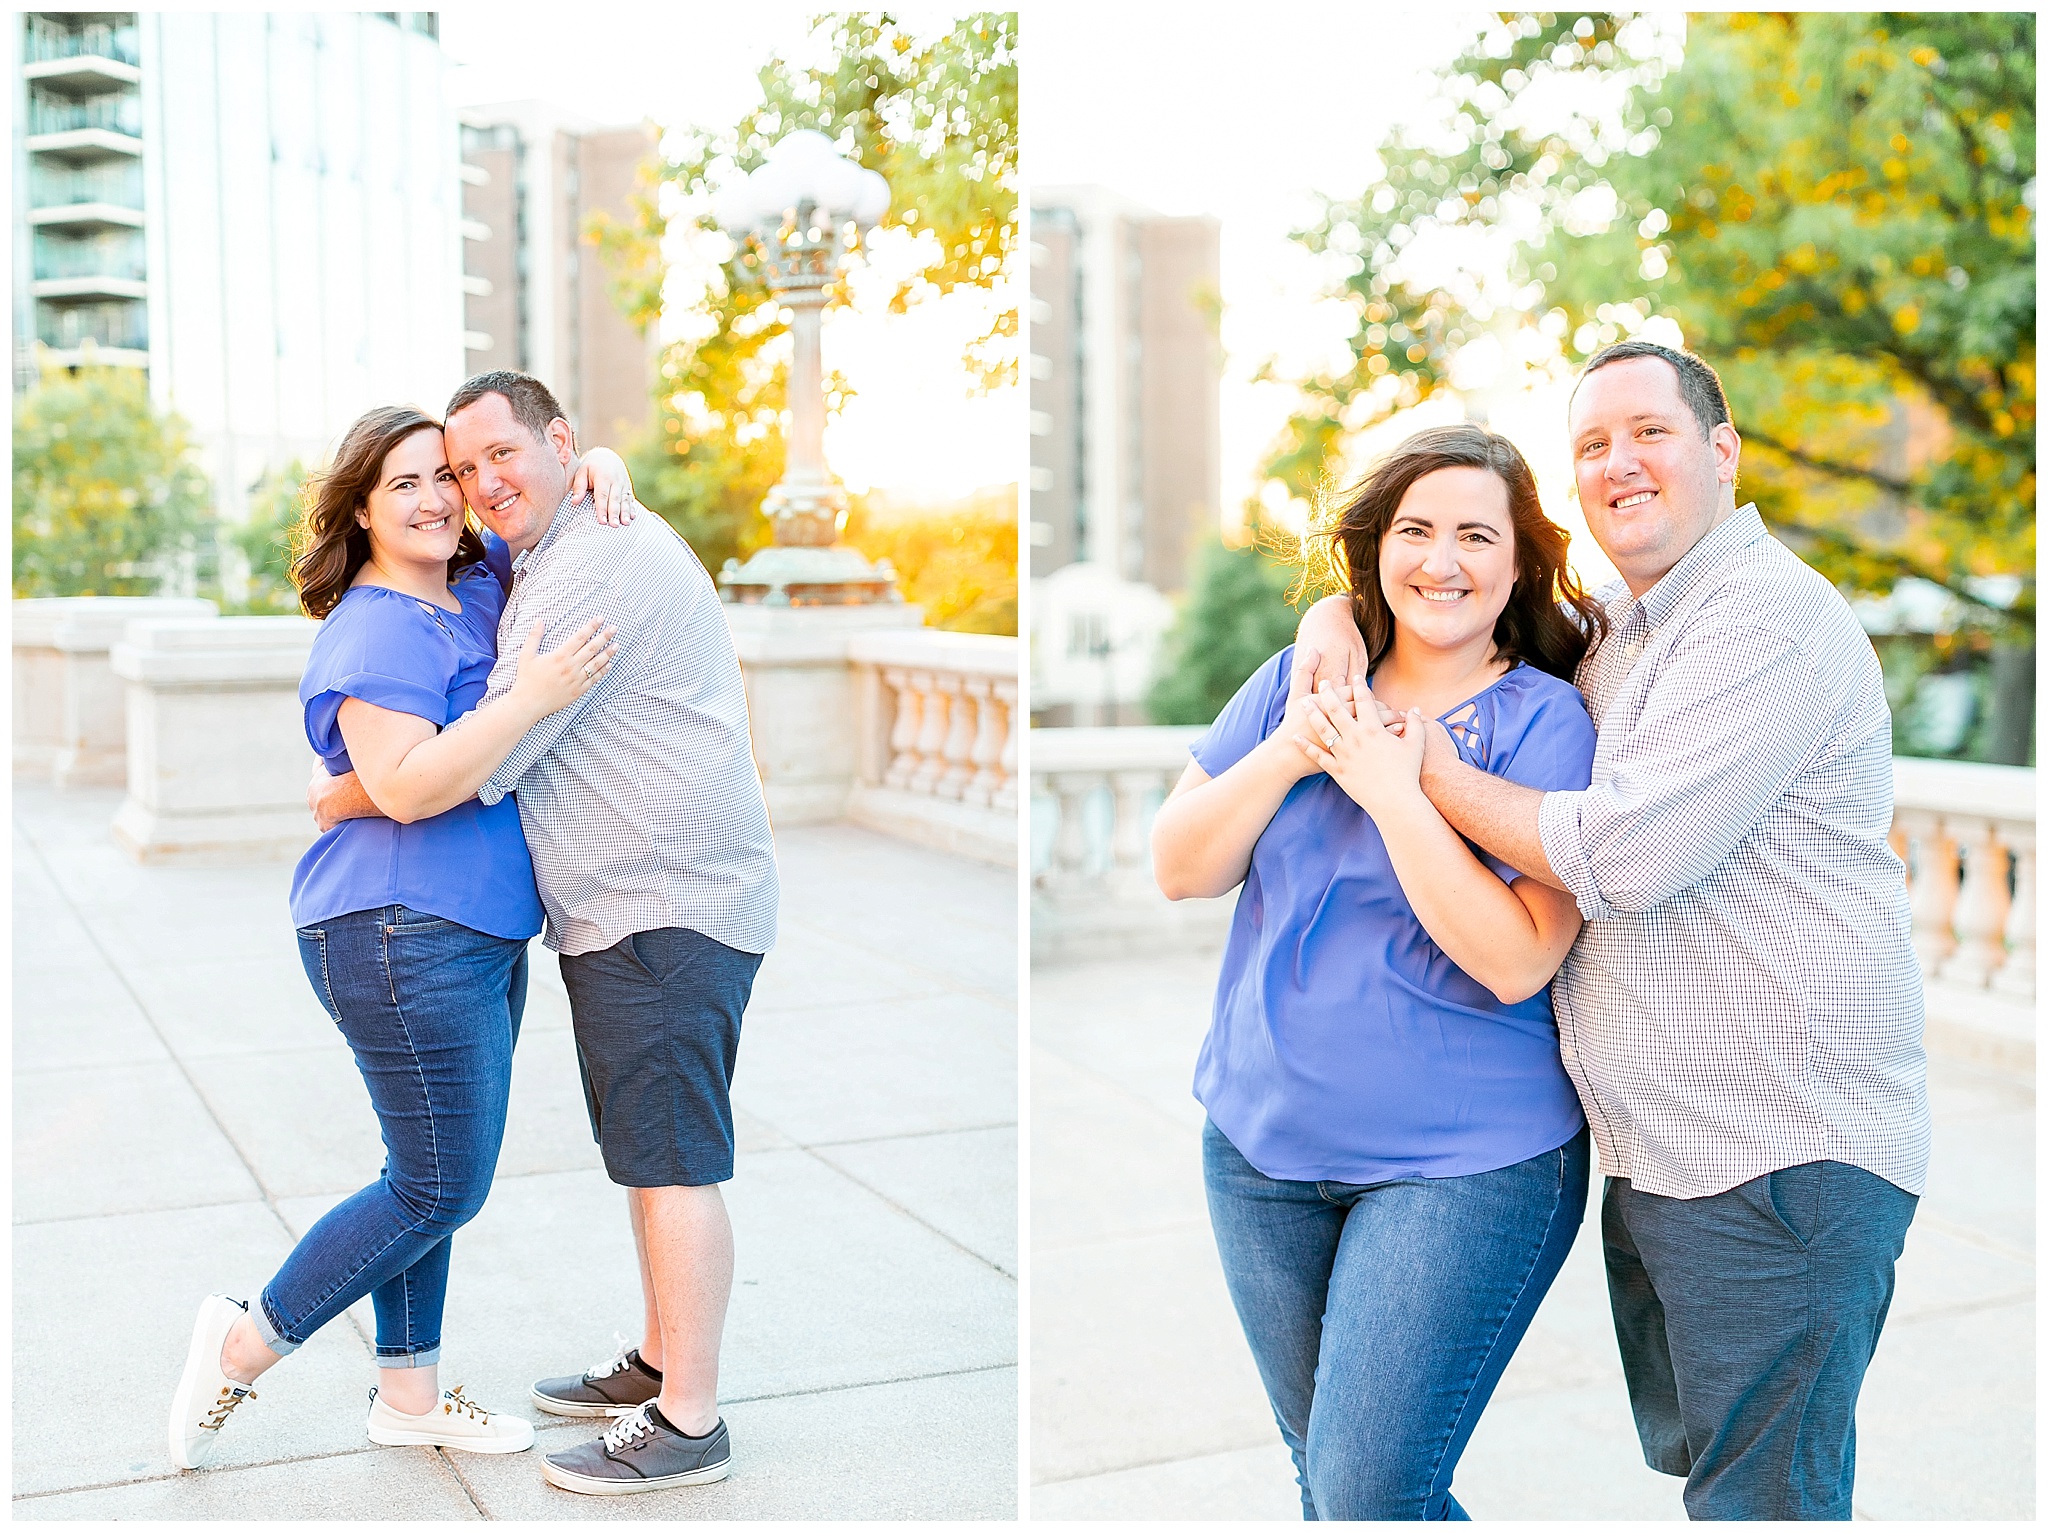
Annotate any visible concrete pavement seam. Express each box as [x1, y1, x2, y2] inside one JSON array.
[[9, 1443, 390, 1501], [799, 1139, 1019, 1280], [433, 1447, 491, 1520], [1028, 1436, 1284, 1488], [9, 1364, 1024, 1507], [15, 821, 392, 1374], [722, 1358, 1019, 1406]]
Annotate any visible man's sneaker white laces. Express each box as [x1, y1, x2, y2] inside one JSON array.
[[603, 1404, 658, 1452], [585, 1335, 636, 1382]]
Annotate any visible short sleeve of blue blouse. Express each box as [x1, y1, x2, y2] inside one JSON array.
[[1187, 645, 1597, 1185], [289, 557, 542, 942]]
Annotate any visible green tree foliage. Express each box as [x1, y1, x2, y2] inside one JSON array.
[[1146, 535, 1305, 726], [843, 485, 1017, 634], [13, 366, 212, 597], [230, 459, 311, 614], [1273, 12, 2034, 635], [587, 12, 1017, 570]]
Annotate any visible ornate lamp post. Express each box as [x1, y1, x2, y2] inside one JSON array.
[[712, 130, 901, 606]]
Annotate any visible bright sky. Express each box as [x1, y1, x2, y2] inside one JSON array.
[[1026, 5, 1630, 589], [437, 7, 1018, 499]]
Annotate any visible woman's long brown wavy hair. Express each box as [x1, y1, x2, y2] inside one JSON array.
[[289, 405, 488, 619], [1305, 423, 1607, 682]]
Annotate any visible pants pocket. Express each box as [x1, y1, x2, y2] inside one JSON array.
[[1762, 1162, 1823, 1247], [385, 905, 454, 936], [296, 928, 343, 1026]]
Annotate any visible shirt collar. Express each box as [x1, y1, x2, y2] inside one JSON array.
[[1630, 502, 1766, 628], [510, 491, 591, 576]]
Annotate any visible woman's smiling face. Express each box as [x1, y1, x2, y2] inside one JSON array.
[[1376, 465, 1516, 656], [356, 426, 465, 567]]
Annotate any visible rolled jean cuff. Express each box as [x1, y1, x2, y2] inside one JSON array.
[[373, 1344, 441, 1369], [252, 1292, 304, 1358]]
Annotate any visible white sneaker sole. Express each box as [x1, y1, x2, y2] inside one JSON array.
[[540, 1455, 731, 1495], [368, 1419, 536, 1454], [166, 1295, 245, 1472]]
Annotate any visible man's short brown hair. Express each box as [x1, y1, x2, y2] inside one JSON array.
[[1576, 340, 1733, 440], [445, 370, 573, 448]]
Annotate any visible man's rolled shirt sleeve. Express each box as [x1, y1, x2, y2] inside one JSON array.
[[1536, 625, 1832, 920]]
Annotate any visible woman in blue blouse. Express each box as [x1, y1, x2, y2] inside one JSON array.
[[169, 404, 630, 1470], [1153, 424, 1607, 1520]]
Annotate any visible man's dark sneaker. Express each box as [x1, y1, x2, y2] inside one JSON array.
[[531, 1345, 662, 1418], [540, 1404, 730, 1495]]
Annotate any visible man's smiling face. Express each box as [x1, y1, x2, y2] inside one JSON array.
[[444, 390, 575, 554], [1569, 354, 1740, 595]]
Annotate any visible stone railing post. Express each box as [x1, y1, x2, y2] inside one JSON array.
[[14, 597, 218, 786], [1892, 757, 2035, 1008], [881, 665, 923, 789], [725, 600, 924, 826], [1938, 815, 2012, 988], [907, 670, 950, 796], [965, 677, 1004, 807], [936, 671, 978, 800], [1030, 725, 1231, 965], [1045, 770, 1101, 887], [109, 616, 320, 863], [992, 679, 1019, 814], [844, 630, 1017, 867], [1992, 826, 2036, 999], [1896, 808, 1960, 969]]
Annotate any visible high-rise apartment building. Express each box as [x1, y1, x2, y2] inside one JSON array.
[[1028, 185, 1221, 595], [458, 103, 658, 453], [13, 10, 462, 520]]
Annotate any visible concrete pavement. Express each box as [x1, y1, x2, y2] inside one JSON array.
[[1030, 942, 2033, 1521], [13, 782, 1017, 1519]]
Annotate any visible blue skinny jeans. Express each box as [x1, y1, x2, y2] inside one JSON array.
[[1203, 1119, 1590, 1520], [255, 905, 527, 1367]]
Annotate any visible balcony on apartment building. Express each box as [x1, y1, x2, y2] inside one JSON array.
[[33, 300, 148, 368], [32, 228, 147, 306], [21, 15, 140, 83], [26, 153, 145, 246], [26, 85, 144, 162]]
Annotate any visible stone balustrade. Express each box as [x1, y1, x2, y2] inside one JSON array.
[[1030, 725, 1227, 963], [14, 596, 217, 786], [108, 616, 322, 863], [1032, 729, 2037, 1066], [845, 629, 1018, 867], [1890, 758, 2034, 1000], [17, 597, 1021, 872]]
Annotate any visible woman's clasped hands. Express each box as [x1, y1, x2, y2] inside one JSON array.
[[1293, 677, 1428, 820]]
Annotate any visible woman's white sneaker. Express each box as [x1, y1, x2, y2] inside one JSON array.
[[366, 1385, 536, 1453], [167, 1293, 260, 1471]]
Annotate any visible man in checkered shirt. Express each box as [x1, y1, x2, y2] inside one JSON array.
[[315, 371, 777, 1496], [1295, 341, 1928, 1520]]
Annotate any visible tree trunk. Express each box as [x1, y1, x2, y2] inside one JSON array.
[[1987, 643, 2035, 766]]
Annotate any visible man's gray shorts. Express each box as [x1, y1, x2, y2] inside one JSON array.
[[557, 926, 764, 1189], [1603, 1161, 1917, 1520]]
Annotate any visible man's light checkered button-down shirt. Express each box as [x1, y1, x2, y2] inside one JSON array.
[[476, 495, 778, 958], [1536, 505, 1929, 1200]]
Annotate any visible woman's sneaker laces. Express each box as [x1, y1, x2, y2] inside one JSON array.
[[365, 1384, 536, 1454], [168, 1293, 261, 1471]]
